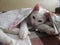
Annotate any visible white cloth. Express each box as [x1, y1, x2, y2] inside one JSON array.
[[0, 8, 33, 30], [7, 34, 32, 45]]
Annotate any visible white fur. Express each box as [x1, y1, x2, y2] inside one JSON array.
[[37, 24, 55, 34], [19, 21, 29, 39], [4, 28, 20, 35], [0, 29, 16, 45], [30, 10, 57, 34], [0, 21, 29, 44], [31, 11, 46, 26]]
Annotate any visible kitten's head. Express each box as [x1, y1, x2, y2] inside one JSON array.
[[30, 4, 49, 26]]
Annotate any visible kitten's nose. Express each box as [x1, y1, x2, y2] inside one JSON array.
[[49, 31, 59, 35], [50, 31, 55, 35], [38, 20, 42, 22]]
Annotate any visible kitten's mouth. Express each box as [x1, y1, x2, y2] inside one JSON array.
[[32, 23, 39, 27]]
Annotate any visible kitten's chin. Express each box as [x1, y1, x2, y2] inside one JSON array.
[[32, 23, 39, 28]]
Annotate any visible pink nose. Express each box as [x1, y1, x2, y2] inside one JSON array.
[[50, 31, 55, 35]]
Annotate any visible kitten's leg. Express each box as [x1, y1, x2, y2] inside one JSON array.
[[3, 28, 19, 35], [0, 29, 16, 45], [38, 24, 57, 35], [19, 21, 29, 39]]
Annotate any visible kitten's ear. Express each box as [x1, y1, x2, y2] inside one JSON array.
[[44, 12, 50, 17], [44, 12, 51, 19], [33, 3, 40, 12]]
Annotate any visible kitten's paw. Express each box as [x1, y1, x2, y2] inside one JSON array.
[[3, 40, 16, 45], [28, 31, 31, 35], [19, 34, 27, 39], [9, 40, 16, 45], [7, 39, 16, 45], [19, 32, 28, 39]]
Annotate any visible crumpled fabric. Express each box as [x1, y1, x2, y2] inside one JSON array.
[[0, 8, 33, 30], [51, 14, 60, 34]]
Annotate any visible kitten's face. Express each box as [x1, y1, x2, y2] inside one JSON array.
[[31, 11, 46, 26]]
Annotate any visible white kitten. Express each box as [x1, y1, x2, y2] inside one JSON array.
[[31, 11, 46, 26], [30, 4, 57, 35]]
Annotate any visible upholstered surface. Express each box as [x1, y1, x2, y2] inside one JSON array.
[[30, 31, 60, 45]]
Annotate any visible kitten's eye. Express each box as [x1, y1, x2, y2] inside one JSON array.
[[38, 20, 42, 22], [33, 16, 35, 19]]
